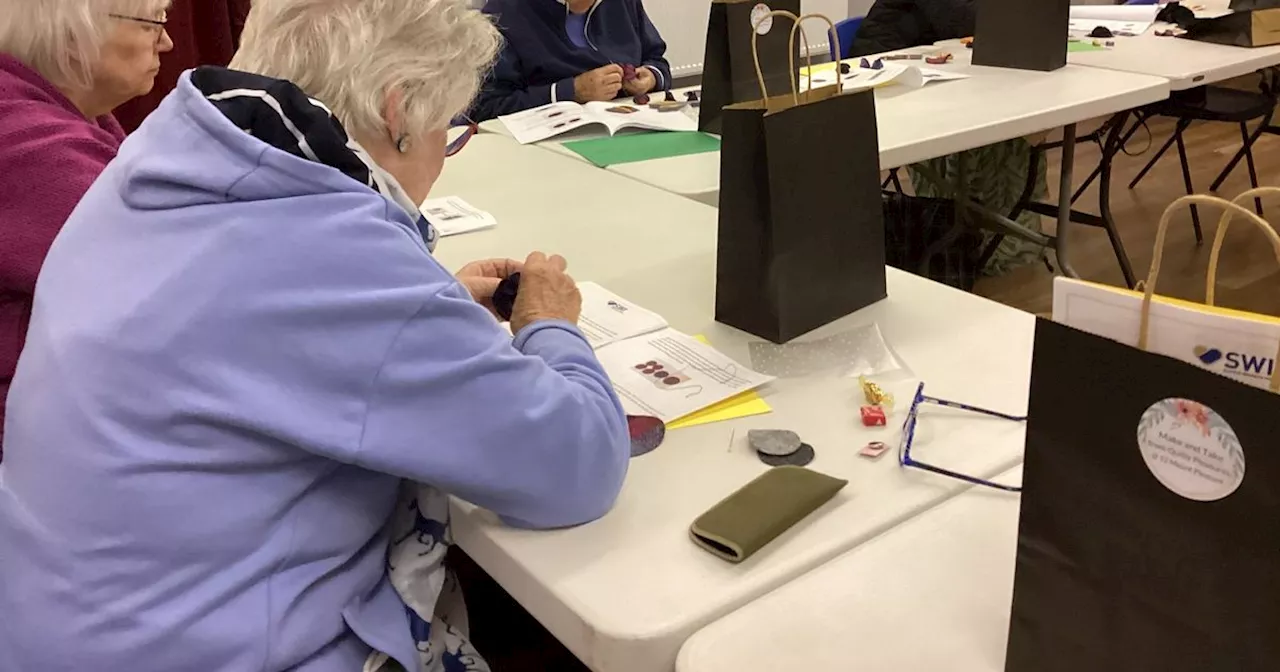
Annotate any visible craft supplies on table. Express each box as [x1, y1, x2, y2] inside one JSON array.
[[499, 100, 696, 144]]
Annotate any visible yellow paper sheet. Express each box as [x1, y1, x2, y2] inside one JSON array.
[[798, 61, 840, 77], [666, 336, 773, 430]]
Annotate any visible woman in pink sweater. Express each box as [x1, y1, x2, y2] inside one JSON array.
[[0, 1, 173, 452]]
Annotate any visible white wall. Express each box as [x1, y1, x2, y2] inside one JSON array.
[[644, 0, 855, 78], [848, 0, 875, 18]]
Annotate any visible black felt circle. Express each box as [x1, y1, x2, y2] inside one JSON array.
[[757, 443, 815, 467]]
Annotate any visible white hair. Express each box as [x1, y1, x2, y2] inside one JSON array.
[[0, 0, 170, 90], [230, 0, 501, 140]]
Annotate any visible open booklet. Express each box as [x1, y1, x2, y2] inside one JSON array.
[[499, 100, 698, 145], [519, 282, 774, 423], [805, 62, 968, 94]]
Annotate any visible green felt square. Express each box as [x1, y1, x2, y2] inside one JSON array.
[[563, 131, 721, 168]]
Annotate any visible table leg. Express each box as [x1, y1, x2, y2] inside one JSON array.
[[1055, 123, 1079, 279], [1097, 112, 1137, 287]]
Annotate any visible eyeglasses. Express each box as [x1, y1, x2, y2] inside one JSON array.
[[897, 382, 1025, 493], [446, 119, 478, 158], [110, 13, 167, 28]]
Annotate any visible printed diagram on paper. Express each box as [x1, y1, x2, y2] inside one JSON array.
[[596, 328, 774, 422]]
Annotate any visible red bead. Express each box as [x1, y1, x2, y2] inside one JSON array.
[[860, 405, 887, 427]]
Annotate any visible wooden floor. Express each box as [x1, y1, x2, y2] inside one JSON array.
[[973, 110, 1280, 317]]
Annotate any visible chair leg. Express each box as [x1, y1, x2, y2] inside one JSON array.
[[881, 168, 904, 193], [1129, 127, 1179, 190], [1098, 112, 1137, 287], [1241, 121, 1264, 215], [1210, 115, 1270, 201], [1073, 114, 1147, 203], [1174, 122, 1202, 244]]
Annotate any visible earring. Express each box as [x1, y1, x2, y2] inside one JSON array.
[[396, 135, 411, 153]]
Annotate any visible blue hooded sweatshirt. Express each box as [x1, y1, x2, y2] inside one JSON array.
[[0, 69, 629, 672], [471, 0, 672, 121]]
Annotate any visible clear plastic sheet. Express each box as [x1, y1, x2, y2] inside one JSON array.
[[747, 322, 909, 379]]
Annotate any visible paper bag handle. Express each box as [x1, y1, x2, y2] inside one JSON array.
[[1206, 187, 1280, 305], [750, 11, 842, 106], [1138, 191, 1280, 391]]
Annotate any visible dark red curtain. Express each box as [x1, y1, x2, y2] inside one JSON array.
[[112, 0, 252, 131]]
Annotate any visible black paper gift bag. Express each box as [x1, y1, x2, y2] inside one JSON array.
[[715, 11, 886, 344], [972, 0, 1070, 71], [1186, 6, 1280, 47], [699, 0, 801, 135], [1007, 195, 1280, 672]]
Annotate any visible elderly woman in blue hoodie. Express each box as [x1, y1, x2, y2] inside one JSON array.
[[471, 0, 672, 120], [0, 0, 631, 671]]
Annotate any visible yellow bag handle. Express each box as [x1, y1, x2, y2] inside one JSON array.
[[1138, 189, 1280, 391], [750, 11, 841, 107]]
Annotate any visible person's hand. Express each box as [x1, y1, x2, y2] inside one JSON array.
[[574, 65, 624, 103], [510, 252, 581, 334], [623, 66, 657, 97], [457, 258, 523, 317]]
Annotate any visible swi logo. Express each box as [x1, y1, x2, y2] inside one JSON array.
[[1193, 346, 1223, 365], [1193, 345, 1274, 379]]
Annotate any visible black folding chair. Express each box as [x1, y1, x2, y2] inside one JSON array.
[[1127, 70, 1278, 242]]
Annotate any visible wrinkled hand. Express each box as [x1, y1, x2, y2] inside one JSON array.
[[457, 258, 523, 317], [574, 64, 624, 103], [623, 66, 657, 97], [510, 252, 582, 334]]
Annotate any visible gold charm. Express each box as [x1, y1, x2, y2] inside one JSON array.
[[859, 375, 894, 409]]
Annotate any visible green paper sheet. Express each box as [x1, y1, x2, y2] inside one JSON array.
[[563, 132, 721, 168], [1067, 40, 1107, 53]]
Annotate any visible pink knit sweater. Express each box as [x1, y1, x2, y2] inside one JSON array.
[[0, 54, 125, 454]]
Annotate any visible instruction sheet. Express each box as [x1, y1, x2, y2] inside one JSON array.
[[595, 328, 775, 422]]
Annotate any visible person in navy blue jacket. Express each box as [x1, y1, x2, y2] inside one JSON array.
[[471, 0, 672, 121]]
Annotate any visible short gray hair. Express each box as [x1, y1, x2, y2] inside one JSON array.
[[231, 0, 501, 140], [0, 0, 170, 90]]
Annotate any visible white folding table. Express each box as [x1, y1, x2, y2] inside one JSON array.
[[431, 133, 1035, 672], [677, 467, 1023, 672], [480, 56, 1168, 209], [1065, 28, 1280, 90]]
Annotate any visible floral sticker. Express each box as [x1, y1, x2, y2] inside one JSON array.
[[1136, 398, 1244, 502], [751, 3, 773, 36]]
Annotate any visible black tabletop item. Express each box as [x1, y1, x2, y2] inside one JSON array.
[[492, 272, 520, 322], [1088, 25, 1114, 38]]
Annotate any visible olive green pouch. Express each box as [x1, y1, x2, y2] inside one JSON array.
[[689, 466, 848, 563]]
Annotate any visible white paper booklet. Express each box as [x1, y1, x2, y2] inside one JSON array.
[[499, 100, 697, 145], [419, 196, 495, 237], [1068, 4, 1160, 35], [805, 63, 969, 94], [576, 282, 668, 349], [1053, 277, 1280, 391], [595, 327, 775, 422], [505, 283, 773, 421]]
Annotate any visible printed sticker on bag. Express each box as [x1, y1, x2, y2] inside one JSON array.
[[1136, 398, 1244, 502], [750, 3, 773, 35]]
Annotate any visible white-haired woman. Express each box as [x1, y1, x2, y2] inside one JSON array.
[[0, 0, 631, 670], [0, 0, 172, 453]]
